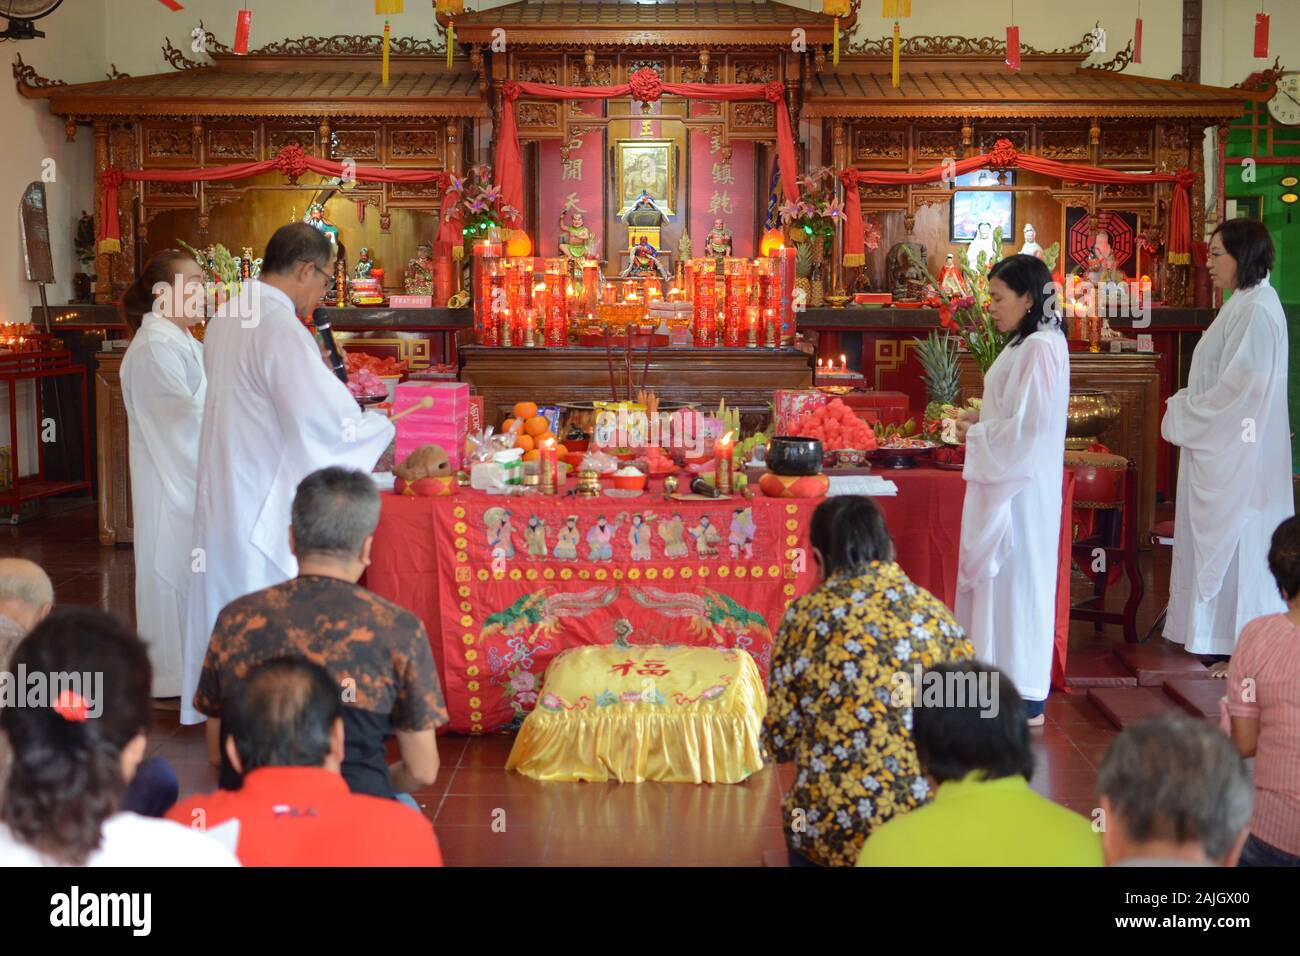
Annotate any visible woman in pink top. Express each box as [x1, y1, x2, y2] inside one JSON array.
[[1226, 516, 1300, 866]]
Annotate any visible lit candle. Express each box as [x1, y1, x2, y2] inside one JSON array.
[[840, 354, 847, 373], [539, 437, 559, 494], [715, 430, 735, 496], [746, 305, 759, 348]]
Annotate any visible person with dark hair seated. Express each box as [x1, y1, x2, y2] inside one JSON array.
[[170, 657, 442, 866], [194, 467, 446, 805], [764, 496, 974, 867], [955, 253, 1069, 726], [1096, 715, 1252, 866], [0, 609, 237, 866], [0, 561, 179, 820], [1161, 218, 1292, 674], [1226, 516, 1300, 866], [857, 662, 1102, 866]]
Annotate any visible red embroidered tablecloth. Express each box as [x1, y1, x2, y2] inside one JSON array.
[[366, 466, 1076, 733]]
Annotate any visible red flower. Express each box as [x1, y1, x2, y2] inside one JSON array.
[[938, 304, 959, 331], [629, 68, 663, 105]]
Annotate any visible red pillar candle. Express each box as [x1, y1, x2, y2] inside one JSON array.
[[434, 255, 452, 306], [774, 246, 797, 345], [692, 261, 717, 347], [544, 258, 568, 342], [473, 241, 504, 346], [583, 260, 601, 317], [539, 437, 559, 493], [715, 430, 735, 495]]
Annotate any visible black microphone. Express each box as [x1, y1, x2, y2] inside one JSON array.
[[311, 307, 349, 385]]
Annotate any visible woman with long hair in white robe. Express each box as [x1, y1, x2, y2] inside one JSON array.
[[1161, 218, 1293, 672], [956, 254, 1070, 726], [119, 251, 208, 698]]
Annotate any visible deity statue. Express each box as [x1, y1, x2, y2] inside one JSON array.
[[704, 218, 733, 259], [938, 253, 968, 296], [622, 236, 669, 280], [404, 241, 435, 296], [354, 247, 375, 279], [303, 202, 340, 245], [1083, 231, 1126, 286], [676, 230, 692, 285], [1019, 223, 1045, 260], [886, 240, 929, 302], [965, 221, 999, 273], [559, 210, 597, 265], [623, 190, 669, 229]]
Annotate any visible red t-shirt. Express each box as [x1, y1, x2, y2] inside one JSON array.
[[168, 766, 443, 867]]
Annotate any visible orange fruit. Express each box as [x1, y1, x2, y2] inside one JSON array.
[[515, 433, 535, 452], [513, 401, 538, 421], [524, 415, 550, 437], [535, 431, 556, 447], [501, 417, 520, 434], [522, 449, 541, 462]]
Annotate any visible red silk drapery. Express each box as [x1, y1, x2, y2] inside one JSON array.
[[495, 71, 800, 228], [96, 146, 458, 254], [838, 139, 1195, 267]]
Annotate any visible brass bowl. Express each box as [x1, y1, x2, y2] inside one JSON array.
[[824, 294, 851, 308], [1065, 389, 1121, 450]]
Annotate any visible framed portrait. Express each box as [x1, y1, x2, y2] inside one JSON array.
[[615, 139, 676, 217], [950, 170, 1015, 242], [1064, 208, 1139, 277]]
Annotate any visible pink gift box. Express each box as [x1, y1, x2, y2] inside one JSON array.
[[394, 382, 469, 471], [773, 389, 829, 436]]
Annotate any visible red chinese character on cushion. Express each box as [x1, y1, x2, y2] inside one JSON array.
[[637, 660, 670, 677], [610, 660, 637, 677]]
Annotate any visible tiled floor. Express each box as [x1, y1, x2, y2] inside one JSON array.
[[4, 497, 1181, 866]]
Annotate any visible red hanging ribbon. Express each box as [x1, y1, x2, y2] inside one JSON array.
[[1005, 25, 1021, 72], [1254, 13, 1269, 58], [1133, 18, 1143, 63], [157, 0, 184, 9], [234, 9, 252, 55]]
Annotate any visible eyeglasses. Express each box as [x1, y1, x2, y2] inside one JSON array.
[[300, 259, 333, 283]]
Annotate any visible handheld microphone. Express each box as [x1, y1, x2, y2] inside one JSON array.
[[311, 307, 349, 385]]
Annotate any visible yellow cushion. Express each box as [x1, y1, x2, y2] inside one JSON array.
[[505, 645, 767, 784]]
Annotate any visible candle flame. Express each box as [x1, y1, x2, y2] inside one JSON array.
[[533, 282, 546, 292], [540, 436, 556, 449]]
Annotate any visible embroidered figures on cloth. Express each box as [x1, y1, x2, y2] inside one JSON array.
[[484, 507, 516, 560], [729, 508, 756, 559], [524, 515, 548, 558], [629, 513, 655, 561], [689, 516, 721, 558], [553, 515, 580, 560], [659, 513, 689, 558]]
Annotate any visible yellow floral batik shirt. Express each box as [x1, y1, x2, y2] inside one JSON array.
[[763, 561, 974, 867]]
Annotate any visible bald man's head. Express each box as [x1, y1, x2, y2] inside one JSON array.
[[0, 559, 54, 633]]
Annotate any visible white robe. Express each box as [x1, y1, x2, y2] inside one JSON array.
[[956, 325, 1069, 701], [120, 313, 206, 697], [1160, 277, 1292, 655], [181, 282, 394, 724]]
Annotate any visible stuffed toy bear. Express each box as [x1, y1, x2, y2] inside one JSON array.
[[393, 443, 455, 496]]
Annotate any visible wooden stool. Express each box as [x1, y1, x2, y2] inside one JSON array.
[[1067, 451, 1144, 644], [1145, 519, 1175, 642]]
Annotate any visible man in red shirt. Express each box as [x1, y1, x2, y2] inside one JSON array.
[[170, 657, 442, 866]]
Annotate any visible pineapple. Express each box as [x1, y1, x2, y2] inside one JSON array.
[[794, 241, 814, 307], [916, 331, 960, 411]]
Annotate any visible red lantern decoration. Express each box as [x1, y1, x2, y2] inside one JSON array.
[[506, 230, 533, 258], [233, 8, 252, 55], [760, 227, 785, 257]]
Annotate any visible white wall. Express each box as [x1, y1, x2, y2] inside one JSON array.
[[0, 1, 106, 322]]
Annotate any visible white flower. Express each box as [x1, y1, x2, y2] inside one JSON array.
[[843, 662, 859, 682], [893, 638, 913, 661]]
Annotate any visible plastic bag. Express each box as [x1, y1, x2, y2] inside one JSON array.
[[579, 450, 619, 475], [465, 425, 516, 466]]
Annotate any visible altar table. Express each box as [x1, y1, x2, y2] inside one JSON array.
[[366, 465, 1076, 733]]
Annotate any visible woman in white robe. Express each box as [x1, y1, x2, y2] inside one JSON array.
[[119, 251, 208, 698], [1161, 219, 1292, 667], [956, 254, 1070, 724]]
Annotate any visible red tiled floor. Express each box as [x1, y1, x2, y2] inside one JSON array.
[[1087, 686, 1181, 730], [6, 499, 1190, 865]]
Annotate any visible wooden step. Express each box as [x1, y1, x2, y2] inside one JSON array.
[[1113, 642, 1217, 687], [1086, 686, 1181, 731], [1065, 648, 1138, 688], [1163, 679, 1225, 722]]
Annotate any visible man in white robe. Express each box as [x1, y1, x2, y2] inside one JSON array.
[[1161, 266, 1292, 660], [181, 223, 394, 724]]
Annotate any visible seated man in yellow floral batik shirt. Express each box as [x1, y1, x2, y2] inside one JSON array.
[[763, 496, 974, 867]]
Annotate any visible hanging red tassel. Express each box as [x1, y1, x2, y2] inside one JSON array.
[[1006, 25, 1021, 72], [233, 9, 252, 55], [1254, 13, 1269, 58], [1133, 18, 1143, 63], [157, 0, 184, 9]]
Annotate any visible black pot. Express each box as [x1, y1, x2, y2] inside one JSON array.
[[766, 436, 825, 476]]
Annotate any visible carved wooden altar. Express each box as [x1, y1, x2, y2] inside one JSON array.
[[15, 31, 486, 304]]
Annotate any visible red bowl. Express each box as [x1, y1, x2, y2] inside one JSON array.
[[612, 473, 648, 491], [562, 438, 589, 453]]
